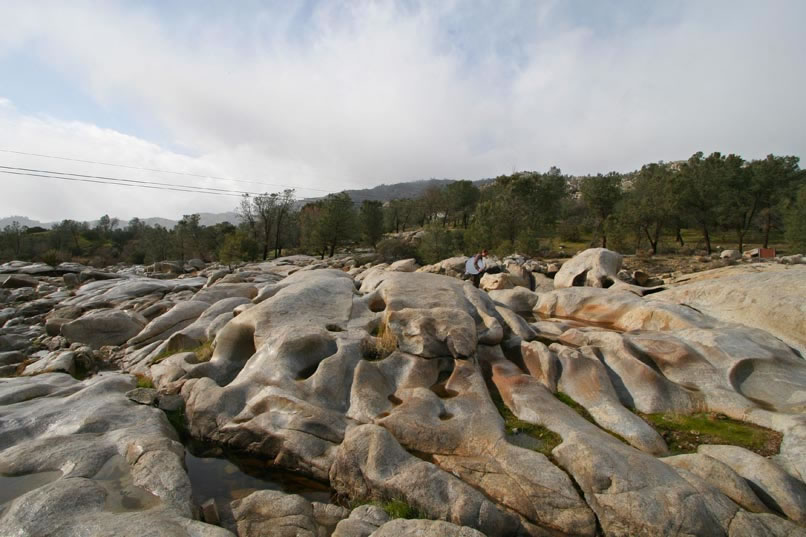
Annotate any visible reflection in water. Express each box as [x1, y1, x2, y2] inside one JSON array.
[[185, 449, 332, 506], [185, 445, 333, 531], [93, 455, 162, 513], [0, 470, 62, 509]]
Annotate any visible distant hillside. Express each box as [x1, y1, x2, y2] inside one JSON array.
[[0, 215, 47, 229], [1, 178, 494, 228], [342, 179, 457, 203]]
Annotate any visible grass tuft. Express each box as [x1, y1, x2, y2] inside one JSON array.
[[361, 318, 397, 361], [134, 373, 154, 389], [640, 412, 782, 456], [154, 341, 214, 364], [349, 498, 426, 520]]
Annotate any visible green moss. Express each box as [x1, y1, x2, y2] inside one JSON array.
[[555, 392, 631, 445], [134, 373, 154, 389], [153, 341, 214, 364], [349, 498, 425, 520], [380, 499, 424, 519], [192, 341, 214, 362], [555, 392, 595, 423], [641, 412, 782, 456], [488, 383, 562, 458]]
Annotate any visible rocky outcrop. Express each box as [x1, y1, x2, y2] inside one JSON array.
[[62, 309, 147, 348], [3, 254, 806, 537], [0, 373, 228, 536], [554, 248, 622, 289], [652, 265, 806, 356]]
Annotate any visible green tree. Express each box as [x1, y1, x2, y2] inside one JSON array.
[[444, 180, 480, 228], [748, 155, 802, 248], [618, 163, 675, 254], [359, 200, 384, 247], [319, 192, 357, 257], [785, 183, 806, 251], [580, 172, 623, 249], [677, 152, 722, 255]]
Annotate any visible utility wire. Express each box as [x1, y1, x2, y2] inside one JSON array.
[[0, 165, 260, 196], [0, 148, 336, 193], [0, 166, 391, 204], [0, 169, 244, 197]]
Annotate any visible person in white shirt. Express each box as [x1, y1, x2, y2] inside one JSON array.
[[464, 249, 488, 288]]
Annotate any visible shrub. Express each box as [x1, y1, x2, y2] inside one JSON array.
[[376, 238, 417, 263], [416, 225, 464, 265], [39, 249, 65, 267]]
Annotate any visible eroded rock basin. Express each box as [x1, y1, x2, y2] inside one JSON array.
[[2, 255, 806, 536], [185, 443, 332, 531]]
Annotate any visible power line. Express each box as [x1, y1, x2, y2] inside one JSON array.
[[0, 169, 245, 197], [0, 148, 337, 193], [0, 164, 387, 204], [0, 165, 260, 196]]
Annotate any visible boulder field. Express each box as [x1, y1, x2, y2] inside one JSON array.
[[0, 252, 805, 537]]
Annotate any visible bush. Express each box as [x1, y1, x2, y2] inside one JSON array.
[[558, 220, 582, 242], [416, 226, 464, 265], [39, 249, 65, 267], [376, 238, 417, 263]]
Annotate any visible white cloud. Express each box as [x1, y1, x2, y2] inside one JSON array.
[[0, 0, 804, 220]]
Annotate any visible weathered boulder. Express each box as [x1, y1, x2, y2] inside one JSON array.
[[329, 424, 520, 536], [488, 287, 538, 314], [490, 359, 741, 537], [652, 266, 806, 356], [332, 505, 389, 537], [231, 490, 318, 537], [699, 445, 806, 524], [0, 374, 223, 536], [553, 344, 668, 455], [388, 258, 419, 272], [22, 350, 76, 377], [62, 309, 147, 348], [1, 274, 39, 289], [370, 518, 486, 537], [720, 249, 741, 260], [127, 301, 210, 348], [480, 272, 514, 291], [663, 453, 770, 514], [553, 248, 622, 289]]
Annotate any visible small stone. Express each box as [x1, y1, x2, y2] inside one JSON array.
[[126, 387, 158, 406], [201, 498, 220, 526], [158, 394, 184, 412]]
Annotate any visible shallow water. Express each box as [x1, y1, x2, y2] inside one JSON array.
[[185, 449, 332, 506], [0, 470, 62, 507], [93, 455, 162, 513], [185, 447, 333, 531]]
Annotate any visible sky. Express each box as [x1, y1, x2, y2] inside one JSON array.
[[0, 0, 804, 222]]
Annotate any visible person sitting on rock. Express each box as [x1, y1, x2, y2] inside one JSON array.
[[465, 249, 489, 288]]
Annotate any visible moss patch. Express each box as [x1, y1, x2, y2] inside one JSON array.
[[555, 392, 595, 423], [191, 341, 214, 362], [488, 383, 562, 458], [154, 341, 214, 364], [641, 412, 782, 456], [134, 373, 154, 389], [350, 498, 426, 520]]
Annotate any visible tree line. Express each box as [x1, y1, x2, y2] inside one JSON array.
[[1, 152, 804, 267]]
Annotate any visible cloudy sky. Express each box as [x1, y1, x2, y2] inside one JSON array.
[[1, 0, 804, 222]]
